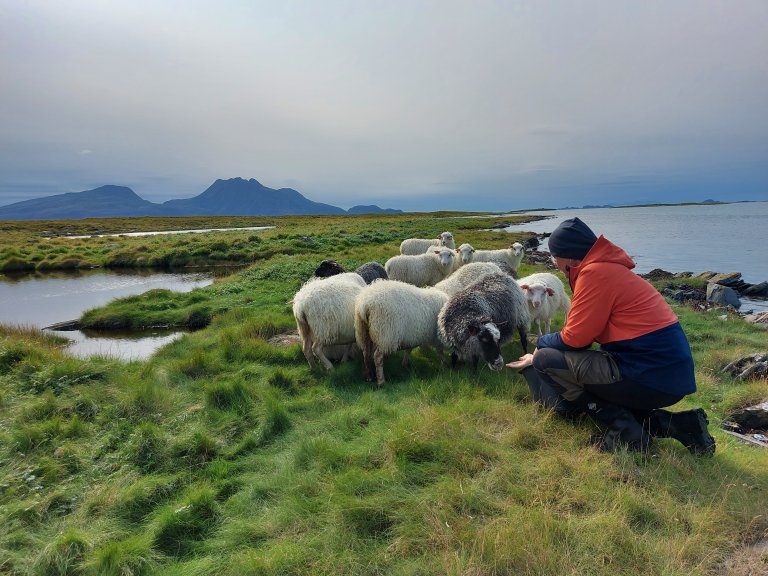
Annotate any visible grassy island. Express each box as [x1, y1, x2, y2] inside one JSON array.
[[1, 212, 766, 575]]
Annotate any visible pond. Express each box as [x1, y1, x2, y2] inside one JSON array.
[[0, 267, 226, 360]]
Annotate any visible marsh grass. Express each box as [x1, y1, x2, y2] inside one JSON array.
[[1, 212, 767, 575]]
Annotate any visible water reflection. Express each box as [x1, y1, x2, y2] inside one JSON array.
[[0, 267, 225, 360]]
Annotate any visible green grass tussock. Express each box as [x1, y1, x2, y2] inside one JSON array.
[[1, 212, 767, 574]]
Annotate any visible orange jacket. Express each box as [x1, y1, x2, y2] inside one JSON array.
[[558, 235, 679, 348]]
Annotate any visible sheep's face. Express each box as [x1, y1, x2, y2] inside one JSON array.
[[439, 232, 454, 246], [469, 322, 504, 370], [511, 242, 525, 257], [433, 247, 456, 270], [520, 283, 554, 309], [456, 243, 475, 264], [314, 260, 345, 278]]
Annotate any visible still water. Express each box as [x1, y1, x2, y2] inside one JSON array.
[[0, 268, 216, 360], [503, 202, 768, 284]]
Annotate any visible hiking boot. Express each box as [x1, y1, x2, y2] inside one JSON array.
[[579, 395, 651, 452], [645, 408, 716, 456]]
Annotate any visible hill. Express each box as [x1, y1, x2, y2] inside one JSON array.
[[0, 185, 168, 220], [0, 178, 378, 219], [347, 204, 402, 214], [162, 178, 345, 216]]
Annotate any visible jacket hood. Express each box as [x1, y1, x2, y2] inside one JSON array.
[[567, 235, 635, 287]]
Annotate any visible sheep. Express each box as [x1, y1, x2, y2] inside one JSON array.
[[384, 247, 456, 286], [400, 231, 455, 255], [355, 280, 449, 385], [517, 272, 571, 335], [438, 272, 530, 370], [292, 273, 366, 371], [434, 261, 504, 297], [313, 260, 388, 284], [454, 243, 476, 266], [469, 242, 526, 274]]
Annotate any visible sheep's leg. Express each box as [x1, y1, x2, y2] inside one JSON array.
[[451, 351, 459, 369], [374, 348, 386, 386], [341, 344, 353, 363], [301, 333, 315, 367], [312, 342, 334, 371], [518, 324, 529, 354], [401, 349, 411, 367], [543, 318, 551, 334]]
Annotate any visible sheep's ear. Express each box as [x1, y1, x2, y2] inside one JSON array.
[[520, 284, 529, 290], [433, 250, 440, 254], [546, 287, 555, 296]]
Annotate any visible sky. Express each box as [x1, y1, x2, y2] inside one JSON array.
[[1, 1, 767, 212]]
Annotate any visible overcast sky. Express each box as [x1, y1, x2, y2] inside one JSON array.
[[1, 1, 767, 211]]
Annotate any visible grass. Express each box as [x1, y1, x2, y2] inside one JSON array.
[[0, 211, 766, 575]]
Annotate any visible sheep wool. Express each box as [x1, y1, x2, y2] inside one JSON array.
[[384, 247, 456, 286], [292, 273, 366, 371], [517, 272, 571, 335], [469, 242, 525, 274], [399, 231, 455, 255], [434, 261, 503, 297], [355, 280, 449, 385], [438, 272, 530, 369]]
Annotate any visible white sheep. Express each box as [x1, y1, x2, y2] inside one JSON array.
[[292, 273, 366, 371], [400, 231, 455, 255], [454, 243, 476, 266], [469, 242, 525, 274], [384, 247, 456, 286], [355, 280, 449, 385], [434, 261, 504, 297], [517, 272, 571, 335]]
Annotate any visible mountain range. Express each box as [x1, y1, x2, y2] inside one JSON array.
[[0, 178, 402, 220]]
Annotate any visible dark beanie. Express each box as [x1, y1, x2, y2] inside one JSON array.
[[548, 217, 598, 260]]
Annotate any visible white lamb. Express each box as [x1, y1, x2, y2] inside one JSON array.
[[470, 242, 526, 274], [517, 272, 571, 335], [292, 273, 366, 371], [355, 280, 449, 385], [434, 261, 504, 297], [453, 243, 476, 266], [400, 231, 455, 255], [384, 247, 456, 286]]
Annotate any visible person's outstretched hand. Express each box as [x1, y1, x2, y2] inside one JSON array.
[[506, 353, 534, 370]]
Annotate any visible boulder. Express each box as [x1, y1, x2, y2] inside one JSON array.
[[673, 271, 693, 278], [694, 271, 718, 281], [726, 401, 768, 432], [722, 353, 768, 380], [707, 282, 741, 309], [709, 272, 743, 287], [742, 281, 768, 298], [643, 268, 675, 281], [743, 312, 768, 327]]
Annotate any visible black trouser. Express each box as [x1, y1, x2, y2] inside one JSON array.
[[531, 347, 684, 412]]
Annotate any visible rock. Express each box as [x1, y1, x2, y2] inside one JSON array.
[[492, 221, 511, 229], [725, 401, 768, 432], [522, 235, 540, 249], [694, 271, 718, 281], [722, 353, 768, 380], [673, 271, 693, 278], [709, 272, 743, 286], [742, 281, 768, 298], [707, 282, 742, 309], [268, 332, 301, 346], [642, 268, 675, 281]]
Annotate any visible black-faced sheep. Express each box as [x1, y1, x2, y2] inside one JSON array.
[[313, 260, 388, 284], [354, 280, 449, 385], [384, 247, 456, 286], [438, 273, 530, 370], [292, 273, 366, 371], [517, 272, 571, 335], [400, 231, 455, 255]]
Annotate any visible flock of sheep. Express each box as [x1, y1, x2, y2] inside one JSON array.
[[292, 231, 571, 385]]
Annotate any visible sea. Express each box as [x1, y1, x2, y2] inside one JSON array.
[[499, 201, 768, 312]]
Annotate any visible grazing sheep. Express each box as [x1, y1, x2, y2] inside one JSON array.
[[400, 231, 455, 255], [438, 273, 530, 370], [434, 262, 504, 297], [517, 272, 571, 335], [292, 274, 366, 371], [355, 280, 449, 385], [469, 242, 526, 274], [313, 260, 388, 284], [384, 247, 456, 286]]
